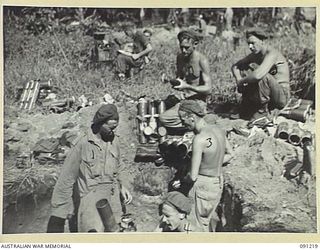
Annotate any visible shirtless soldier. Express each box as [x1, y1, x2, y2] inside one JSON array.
[[159, 29, 212, 128], [175, 100, 232, 232], [231, 28, 290, 120]]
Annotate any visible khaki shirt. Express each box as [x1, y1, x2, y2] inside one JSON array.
[[51, 129, 123, 219]]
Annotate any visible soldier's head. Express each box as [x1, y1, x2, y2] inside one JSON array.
[[160, 191, 192, 231], [92, 104, 119, 142], [124, 23, 135, 38], [245, 28, 268, 54], [178, 100, 206, 131], [177, 29, 201, 57]]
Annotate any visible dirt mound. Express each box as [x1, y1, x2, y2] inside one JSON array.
[[223, 128, 316, 232]]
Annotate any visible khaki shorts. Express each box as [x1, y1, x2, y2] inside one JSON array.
[[189, 175, 223, 232]]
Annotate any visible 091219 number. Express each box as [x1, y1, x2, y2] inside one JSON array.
[[300, 244, 318, 248]]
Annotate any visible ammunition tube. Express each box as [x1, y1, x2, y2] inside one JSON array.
[[158, 126, 167, 143], [301, 131, 313, 146], [275, 122, 290, 140], [288, 125, 304, 146], [96, 199, 118, 232], [282, 108, 309, 123], [138, 98, 148, 117], [157, 100, 166, 114], [38, 79, 52, 89]]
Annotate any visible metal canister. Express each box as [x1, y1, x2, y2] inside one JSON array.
[[38, 79, 52, 89], [158, 126, 167, 143], [288, 125, 304, 146], [137, 98, 148, 144], [282, 108, 309, 123], [275, 122, 290, 140], [157, 100, 166, 115], [301, 131, 313, 146], [138, 98, 148, 117]]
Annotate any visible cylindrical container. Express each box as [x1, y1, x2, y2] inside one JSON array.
[[158, 126, 167, 143], [96, 199, 118, 232], [144, 126, 154, 136], [137, 118, 147, 144], [138, 98, 148, 117], [275, 122, 290, 140], [157, 100, 166, 115], [301, 131, 313, 146], [147, 99, 155, 116], [302, 140, 315, 175], [282, 108, 309, 123], [288, 125, 304, 146], [38, 79, 52, 89]]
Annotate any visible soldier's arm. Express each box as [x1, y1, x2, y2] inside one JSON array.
[[238, 50, 278, 85], [51, 140, 82, 219], [136, 43, 153, 58], [177, 55, 212, 95], [231, 53, 255, 82], [189, 135, 205, 181]]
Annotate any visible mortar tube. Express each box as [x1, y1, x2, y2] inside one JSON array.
[[275, 122, 290, 140], [96, 199, 118, 232], [288, 125, 304, 146]]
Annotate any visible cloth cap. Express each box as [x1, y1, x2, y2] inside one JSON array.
[[178, 29, 202, 42], [93, 104, 119, 125], [163, 191, 192, 215], [246, 28, 268, 40], [179, 100, 206, 117]]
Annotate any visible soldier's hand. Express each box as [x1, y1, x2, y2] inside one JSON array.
[[173, 78, 187, 90], [120, 186, 133, 204], [131, 54, 140, 60]]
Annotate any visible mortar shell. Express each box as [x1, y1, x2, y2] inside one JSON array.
[[283, 108, 309, 123]]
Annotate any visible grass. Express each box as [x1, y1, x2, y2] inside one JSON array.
[[4, 14, 315, 107]]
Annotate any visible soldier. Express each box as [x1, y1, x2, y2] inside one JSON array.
[[47, 104, 132, 233], [159, 28, 212, 129], [155, 191, 200, 232], [173, 100, 232, 232], [231, 28, 290, 120], [115, 24, 153, 79]]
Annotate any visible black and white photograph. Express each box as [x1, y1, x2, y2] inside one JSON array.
[[2, 5, 317, 235]]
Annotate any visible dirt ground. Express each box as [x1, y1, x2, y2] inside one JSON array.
[[3, 99, 317, 233]]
